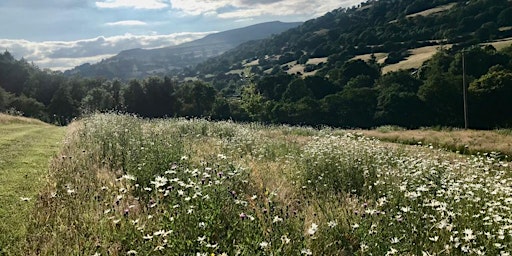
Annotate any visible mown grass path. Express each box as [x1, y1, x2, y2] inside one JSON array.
[[0, 120, 65, 255]]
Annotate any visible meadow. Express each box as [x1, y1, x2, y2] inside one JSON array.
[[3, 113, 512, 255]]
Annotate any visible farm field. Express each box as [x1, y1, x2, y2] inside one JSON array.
[[0, 114, 66, 254], [5, 113, 511, 255], [349, 38, 512, 75]]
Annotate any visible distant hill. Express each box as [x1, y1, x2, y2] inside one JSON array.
[[65, 21, 302, 80], [192, 0, 512, 81]]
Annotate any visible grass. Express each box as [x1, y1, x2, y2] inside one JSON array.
[[357, 127, 512, 159], [13, 113, 512, 255], [306, 57, 328, 65], [0, 114, 66, 255], [405, 3, 457, 18], [485, 37, 512, 51], [382, 45, 452, 74], [351, 53, 388, 64]]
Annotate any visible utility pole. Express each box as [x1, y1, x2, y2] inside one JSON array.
[[462, 50, 469, 129]]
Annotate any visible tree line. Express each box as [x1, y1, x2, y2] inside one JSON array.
[[242, 45, 512, 129], [1, 44, 512, 129]]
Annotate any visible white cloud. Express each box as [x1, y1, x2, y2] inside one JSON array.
[[105, 20, 148, 26], [95, 0, 169, 9], [170, 0, 230, 16], [170, 0, 363, 19], [0, 32, 214, 71]]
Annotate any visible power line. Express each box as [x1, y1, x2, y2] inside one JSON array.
[[462, 50, 469, 129]]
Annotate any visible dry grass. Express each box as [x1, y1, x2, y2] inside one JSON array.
[[382, 45, 452, 74], [284, 58, 326, 77], [286, 63, 305, 75], [485, 37, 512, 50], [406, 3, 456, 18], [306, 57, 328, 65], [356, 128, 512, 158], [0, 113, 49, 125], [381, 37, 511, 74], [351, 53, 388, 64], [243, 59, 259, 67]]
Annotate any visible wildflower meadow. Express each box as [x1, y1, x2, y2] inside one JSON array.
[[19, 114, 512, 255]]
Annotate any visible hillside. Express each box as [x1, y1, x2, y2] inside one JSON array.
[[193, 0, 512, 80], [65, 21, 302, 80], [2, 0, 512, 130]]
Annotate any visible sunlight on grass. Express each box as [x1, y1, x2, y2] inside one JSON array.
[[0, 119, 65, 255]]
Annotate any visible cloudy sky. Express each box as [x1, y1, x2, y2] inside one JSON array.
[[0, 0, 364, 71]]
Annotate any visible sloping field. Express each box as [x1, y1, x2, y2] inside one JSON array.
[[406, 3, 457, 18], [351, 52, 388, 64], [485, 37, 512, 50], [0, 115, 65, 254], [382, 45, 452, 74]]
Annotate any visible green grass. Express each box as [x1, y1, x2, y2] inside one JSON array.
[[0, 118, 65, 255]]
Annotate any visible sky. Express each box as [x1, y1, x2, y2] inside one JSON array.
[[0, 0, 364, 71]]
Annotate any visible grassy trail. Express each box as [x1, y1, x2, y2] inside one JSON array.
[[0, 121, 65, 255]]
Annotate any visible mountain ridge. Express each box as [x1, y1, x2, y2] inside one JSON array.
[[65, 21, 302, 80]]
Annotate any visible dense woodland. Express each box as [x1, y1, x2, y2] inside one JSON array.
[[1, 0, 512, 129]]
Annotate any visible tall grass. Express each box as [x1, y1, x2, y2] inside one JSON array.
[[19, 113, 512, 255]]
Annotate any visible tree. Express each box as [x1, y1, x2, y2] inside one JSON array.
[[0, 51, 30, 95], [176, 81, 216, 117], [418, 73, 463, 126], [241, 84, 266, 121], [0, 87, 9, 111], [330, 59, 380, 86], [210, 97, 231, 120], [282, 78, 313, 102], [271, 97, 321, 125], [345, 75, 375, 89], [110, 80, 123, 109], [8, 95, 46, 120], [469, 70, 512, 128], [48, 86, 78, 125], [143, 77, 179, 118], [304, 76, 339, 99], [255, 74, 294, 101], [80, 87, 114, 114], [497, 7, 512, 26], [123, 80, 146, 115], [321, 88, 377, 128], [374, 71, 424, 127]]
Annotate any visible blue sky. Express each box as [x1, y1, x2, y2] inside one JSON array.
[[0, 0, 364, 70]]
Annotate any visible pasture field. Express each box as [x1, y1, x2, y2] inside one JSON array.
[[358, 126, 512, 159], [11, 113, 511, 255], [0, 114, 66, 254]]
